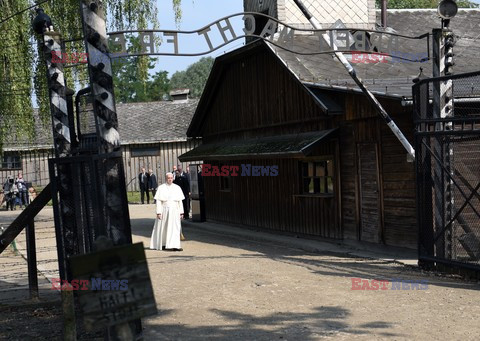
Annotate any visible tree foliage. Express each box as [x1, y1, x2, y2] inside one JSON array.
[[0, 0, 181, 149], [113, 57, 171, 103], [149, 70, 171, 101], [0, 0, 36, 150], [375, 0, 479, 8], [169, 57, 214, 98], [112, 36, 170, 103]]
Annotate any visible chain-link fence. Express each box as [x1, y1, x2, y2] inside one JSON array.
[[413, 71, 480, 273]]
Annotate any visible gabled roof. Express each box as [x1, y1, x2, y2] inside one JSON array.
[[186, 40, 332, 138], [3, 99, 198, 151], [187, 9, 480, 140], [270, 9, 480, 97]]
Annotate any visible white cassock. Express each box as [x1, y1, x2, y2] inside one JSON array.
[[150, 183, 185, 250]]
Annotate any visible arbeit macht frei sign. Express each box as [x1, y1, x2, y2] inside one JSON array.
[[106, 12, 429, 62]]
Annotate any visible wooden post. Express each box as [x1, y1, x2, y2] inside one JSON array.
[[79, 2, 140, 338], [26, 220, 39, 300], [62, 290, 77, 341], [33, 9, 78, 339]]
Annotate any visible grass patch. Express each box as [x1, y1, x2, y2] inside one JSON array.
[[127, 191, 142, 204], [37, 187, 142, 205]]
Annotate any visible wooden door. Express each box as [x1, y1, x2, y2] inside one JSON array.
[[358, 143, 382, 243]]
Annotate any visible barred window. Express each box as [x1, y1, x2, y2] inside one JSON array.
[[130, 146, 159, 157], [301, 160, 334, 195], [1, 154, 21, 170]]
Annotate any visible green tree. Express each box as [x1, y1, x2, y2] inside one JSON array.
[[0, 0, 182, 149], [0, 0, 36, 149], [375, 0, 478, 8], [113, 56, 156, 103], [113, 58, 171, 103], [112, 35, 163, 103], [148, 70, 171, 101], [169, 57, 214, 98]]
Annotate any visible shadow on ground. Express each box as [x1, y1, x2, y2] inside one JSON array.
[[131, 218, 480, 292], [0, 300, 63, 340], [143, 305, 401, 340]]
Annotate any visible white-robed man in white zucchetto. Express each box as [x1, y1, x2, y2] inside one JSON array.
[[150, 172, 185, 251]]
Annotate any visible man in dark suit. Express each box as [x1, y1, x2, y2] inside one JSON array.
[[173, 164, 190, 219], [138, 167, 150, 204], [148, 169, 158, 199]]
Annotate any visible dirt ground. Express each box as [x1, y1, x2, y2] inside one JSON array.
[[1, 205, 480, 340]]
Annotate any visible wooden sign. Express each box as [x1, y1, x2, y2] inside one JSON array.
[[69, 242, 157, 331]]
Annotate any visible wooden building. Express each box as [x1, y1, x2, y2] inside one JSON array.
[[1, 96, 199, 191], [180, 9, 480, 249]]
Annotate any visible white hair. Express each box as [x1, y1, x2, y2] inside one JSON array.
[[165, 172, 173, 178]]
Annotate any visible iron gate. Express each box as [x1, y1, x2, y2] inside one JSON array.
[[414, 71, 480, 273]]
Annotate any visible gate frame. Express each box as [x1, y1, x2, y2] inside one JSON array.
[[413, 70, 480, 275]]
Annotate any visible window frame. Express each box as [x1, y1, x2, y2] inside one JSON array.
[[299, 157, 335, 197], [130, 146, 160, 157], [0, 153, 22, 170]]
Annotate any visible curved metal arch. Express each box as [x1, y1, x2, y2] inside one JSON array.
[[107, 12, 429, 40], [106, 12, 430, 62]]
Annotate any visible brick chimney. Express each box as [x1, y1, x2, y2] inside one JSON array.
[[169, 89, 190, 102], [244, 0, 376, 30]]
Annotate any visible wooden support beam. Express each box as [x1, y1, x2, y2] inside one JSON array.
[[26, 220, 39, 299], [0, 183, 52, 254]]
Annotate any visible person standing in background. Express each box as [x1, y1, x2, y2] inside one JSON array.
[[148, 169, 158, 200], [2, 177, 14, 211], [173, 164, 190, 220], [186, 165, 192, 218], [28, 187, 37, 202], [15, 172, 28, 208], [138, 167, 150, 204]]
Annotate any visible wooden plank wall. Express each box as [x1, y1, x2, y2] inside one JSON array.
[[344, 96, 417, 249], [339, 122, 358, 240], [0, 140, 199, 192], [201, 50, 331, 143], [379, 113, 416, 249], [0, 149, 53, 188], [358, 143, 381, 243], [204, 158, 340, 239], [122, 140, 200, 191]]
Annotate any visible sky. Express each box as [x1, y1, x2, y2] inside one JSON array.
[[153, 0, 244, 76]]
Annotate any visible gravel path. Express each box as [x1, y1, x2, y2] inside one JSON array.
[[1, 204, 479, 340]]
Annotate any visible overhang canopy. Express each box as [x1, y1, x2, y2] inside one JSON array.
[[179, 129, 337, 161]]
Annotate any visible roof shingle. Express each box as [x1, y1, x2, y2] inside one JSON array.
[[4, 99, 198, 150], [270, 9, 480, 97]]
